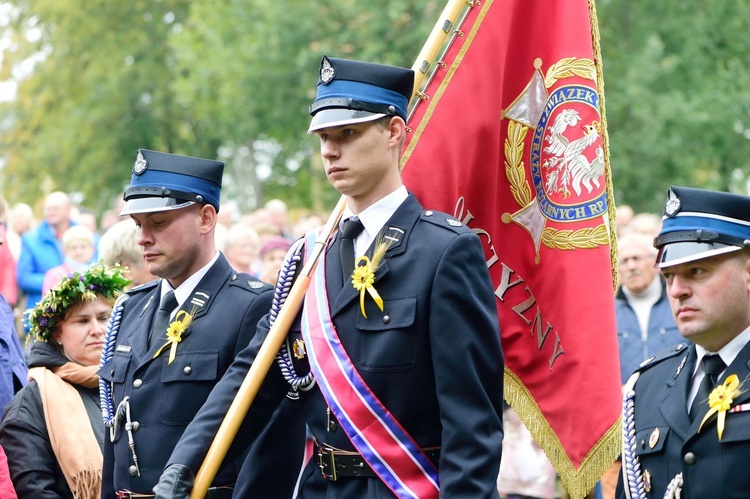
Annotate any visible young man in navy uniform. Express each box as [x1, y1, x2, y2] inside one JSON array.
[[154, 56, 505, 498], [620, 186, 750, 498], [99, 150, 303, 497]]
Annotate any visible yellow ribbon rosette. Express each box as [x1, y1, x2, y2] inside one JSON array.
[[698, 374, 743, 440], [349, 237, 391, 318], [153, 310, 194, 364], [351, 256, 384, 318]]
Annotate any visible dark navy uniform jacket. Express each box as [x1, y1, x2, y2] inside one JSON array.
[[99, 254, 297, 494], [621, 339, 750, 498], [166, 194, 505, 498]]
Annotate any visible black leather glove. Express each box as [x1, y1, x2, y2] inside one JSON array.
[[153, 464, 194, 499]]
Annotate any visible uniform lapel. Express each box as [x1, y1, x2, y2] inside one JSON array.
[[329, 195, 420, 317], [143, 255, 232, 365], [683, 340, 750, 438], [660, 347, 695, 440], [129, 288, 161, 363], [715, 339, 750, 407]]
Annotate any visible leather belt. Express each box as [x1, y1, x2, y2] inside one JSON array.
[[316, 443, 440, 481], [116, 485, 234, 499]]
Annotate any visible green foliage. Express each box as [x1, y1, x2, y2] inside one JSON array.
[[597, 0, 750, 213], [0, 0, 439, 216], [0, 0, 747, 217]]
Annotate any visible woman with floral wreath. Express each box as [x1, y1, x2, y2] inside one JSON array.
[[0, 264, 128, 498]]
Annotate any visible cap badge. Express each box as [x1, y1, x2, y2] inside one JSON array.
[[134, 150, 148, 175], [665, 188, 682, 217], [320, 57, 335, 85]]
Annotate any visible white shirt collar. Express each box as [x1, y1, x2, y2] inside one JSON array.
[[694, 325, 750, 375], [341, 186, 408, 257], [159, 251, 221, 309]]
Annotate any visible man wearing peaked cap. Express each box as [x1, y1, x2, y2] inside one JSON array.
[[120, 149, 223, 216], [156, 55, 504, 498], [619, 186, 750, 498], [100, 149, 304, 497], [307, 56, 414, 133]]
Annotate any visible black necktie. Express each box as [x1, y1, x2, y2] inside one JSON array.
[[340, 217, 365, 285], [150, 291, 177, 347], [690, 354, 726, 420]]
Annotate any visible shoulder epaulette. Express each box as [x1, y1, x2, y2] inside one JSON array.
[[228, 273, 273, 294], [419, 210, 471, 234], [634, 342, 690, 373], [126, 279, 158, 295]]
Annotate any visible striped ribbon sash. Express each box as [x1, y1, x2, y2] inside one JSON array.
[[301, 230, 439, 499]]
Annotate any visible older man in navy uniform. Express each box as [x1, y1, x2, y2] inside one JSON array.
[[99, 150, 303, 498], [620, 186, 750, 498], [154, 56, 505, 498]]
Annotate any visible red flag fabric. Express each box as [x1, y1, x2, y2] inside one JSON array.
[[401, 1, 620, 497]]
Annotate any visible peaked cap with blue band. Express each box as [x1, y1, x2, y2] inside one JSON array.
[[307, 55, 414, 133], [120, 149, 224, 215], [654, 185, 750, 267]]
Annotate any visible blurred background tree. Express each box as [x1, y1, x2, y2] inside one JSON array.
[[598, 0, 750, 212], [0, 0, 747, 217]]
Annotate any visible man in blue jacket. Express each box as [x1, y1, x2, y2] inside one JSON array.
[[17, 191, 75, 314], [99, 150, 303, 498], [616, 230, 683, 384]]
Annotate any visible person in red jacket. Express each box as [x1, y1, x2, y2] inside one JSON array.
[[0, 445, 17, 499]]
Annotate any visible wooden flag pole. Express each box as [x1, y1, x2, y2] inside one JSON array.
[[189, 195, 345, 497], [191, 1, 473, 496]]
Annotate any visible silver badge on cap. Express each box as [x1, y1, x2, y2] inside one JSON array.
[[664, 188, 681, 217], [320, 57, 335, 85], [134, 150, 148, 175]]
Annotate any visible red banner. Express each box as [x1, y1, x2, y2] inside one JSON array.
[[401, 1, 620, 496]]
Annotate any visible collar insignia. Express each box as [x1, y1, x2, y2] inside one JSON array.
[[134, 150, 148, 175]]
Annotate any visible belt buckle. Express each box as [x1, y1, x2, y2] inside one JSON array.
[[317, 445, 338, 481]]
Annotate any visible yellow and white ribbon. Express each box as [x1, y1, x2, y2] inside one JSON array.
[[351, 256, 384, 318], [153, 310, 194, 364], [699, 374, 743, 440]]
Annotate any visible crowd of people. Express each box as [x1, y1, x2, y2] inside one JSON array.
[[0, 54, 746, 499], [0, 189, 320, 344]]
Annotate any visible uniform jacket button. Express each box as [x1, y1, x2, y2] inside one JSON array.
[[133, 379, 143, 389], [131, 421, 140, 432], [128, 465, 138, 476], [183, 366, 192, 375], [683, 452, 697, 465], [383, 315, 390, 324]]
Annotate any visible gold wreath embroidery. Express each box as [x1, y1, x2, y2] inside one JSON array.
[[350, 237, 391, 318], [503, 58, 610, 251], [153, 309, 195, 364], [698, 374, 744, 440]]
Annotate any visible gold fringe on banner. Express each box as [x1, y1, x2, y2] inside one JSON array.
[[588, 0, 620, 292], [505, 368, 622, 499]]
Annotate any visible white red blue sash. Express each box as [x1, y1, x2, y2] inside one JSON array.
[[301, 230, 439, 498]]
